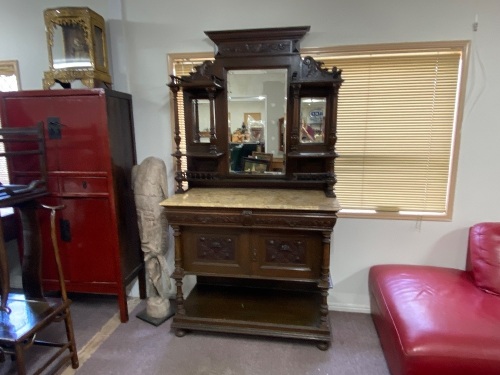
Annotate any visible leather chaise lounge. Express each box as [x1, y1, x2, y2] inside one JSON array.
[[369, 222, 500, 375]]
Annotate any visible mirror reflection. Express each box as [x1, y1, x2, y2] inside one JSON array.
[[193, 99, 211, 143], [227, 69, 287, 175], [300, 98, 327, 143]]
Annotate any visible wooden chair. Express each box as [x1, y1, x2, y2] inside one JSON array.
[[0, 125, 78, 374]]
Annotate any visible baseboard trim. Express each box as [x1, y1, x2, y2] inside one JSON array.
[[328, 303, 371, 314]]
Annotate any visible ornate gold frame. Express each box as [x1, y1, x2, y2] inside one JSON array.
[[43, 7, 112, 89]]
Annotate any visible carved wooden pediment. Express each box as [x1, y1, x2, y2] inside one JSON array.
[[295, 56, 343, 83], [188, 60, 217, 81], [172, 60, 223, 90], [205, 26, 310, 57]]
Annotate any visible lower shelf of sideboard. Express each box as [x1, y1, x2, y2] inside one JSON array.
[[172, 282, 331, 345]]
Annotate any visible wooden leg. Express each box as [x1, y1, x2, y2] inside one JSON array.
[[117, 284, 129, 323], [172, 226, 185, 315], [14, 344, 26, 375], [316, 341, 330, 351], [319, 230, 332, 330], [0, 221, 11, 313], [175, 328, 187, 337], [63, 307, 80, 369], [138, 265, 147, 300], [18, 201, 44, 299]]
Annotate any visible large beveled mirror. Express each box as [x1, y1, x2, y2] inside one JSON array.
[[227, 69, 287, 175]]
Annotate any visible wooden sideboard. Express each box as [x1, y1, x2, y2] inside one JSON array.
[[166, 27, 342, 349], [161, 188, 339, 349]]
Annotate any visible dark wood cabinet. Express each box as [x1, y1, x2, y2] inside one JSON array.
[[165, 27, 342, 348], [181, 226, 324, 280], [162, 188, 339, 349], [0, 89, 145, 322]]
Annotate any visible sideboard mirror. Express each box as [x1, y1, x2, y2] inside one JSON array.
[[169, 26, 343, 196], [227, 68, 287, 174], [192, 99, 211, 143], [300, 97, 327, 143]]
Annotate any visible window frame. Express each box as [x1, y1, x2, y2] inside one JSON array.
[[0, 60, 22, 187], [168, 40, 470, 221], [0, 60, 21, 91], [303, 41, 469, 221]]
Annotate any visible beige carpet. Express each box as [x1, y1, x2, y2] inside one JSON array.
[[73, 300, 390, 375], [1, 295, 390, 375]]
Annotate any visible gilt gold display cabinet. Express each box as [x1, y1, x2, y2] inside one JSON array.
[[163, 26, 343, 349]]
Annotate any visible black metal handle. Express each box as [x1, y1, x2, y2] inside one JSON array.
[[59, 218, 71, 242], [47, 117, 62, 139]]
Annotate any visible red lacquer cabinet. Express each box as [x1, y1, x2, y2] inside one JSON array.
[[0, 89, 145, 322]]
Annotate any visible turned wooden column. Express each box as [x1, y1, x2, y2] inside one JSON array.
[[171, 225, 185, 316]]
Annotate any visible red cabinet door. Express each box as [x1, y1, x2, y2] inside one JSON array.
[[2, 97, 59, 175], [2, 95, 109, 173], [37, 197, 117, 287], [47, 96, 109, 173], [36, 197, 70, 284], [59, 197, 117, 284]]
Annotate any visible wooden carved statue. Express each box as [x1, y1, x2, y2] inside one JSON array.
[[132, 157, 171, 321]]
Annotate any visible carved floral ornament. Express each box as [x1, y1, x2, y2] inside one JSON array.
[[218, 41, 292, 56], [298, 56, 343, 81], [169, 212, 336, 229], [192, 60, 216, 79]]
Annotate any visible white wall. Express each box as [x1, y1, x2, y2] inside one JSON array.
[[2, 0, 499, 312]]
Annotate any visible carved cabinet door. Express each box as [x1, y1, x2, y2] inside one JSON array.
[[251, 230, 323, 280], [181, 226, 251, 276]]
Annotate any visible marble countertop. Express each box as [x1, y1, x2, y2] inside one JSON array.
[[160, 188, 340, 212]]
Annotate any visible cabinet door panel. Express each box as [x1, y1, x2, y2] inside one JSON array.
[[36, 197, 71, 283], [50, 96, 108, 172], [52, 198, 117, 283], [3, 97, 59, 173], [182, 227, 250, 275], [37, 197, 116, 284], [3, 96, 108, 173], [252, 230, 322, 280]]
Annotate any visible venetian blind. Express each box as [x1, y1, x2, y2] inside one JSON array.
[[307, 47, 464, 217], [172, 56, 213, 188]]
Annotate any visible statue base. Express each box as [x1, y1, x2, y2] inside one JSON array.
[[136, 299, 176, 327]]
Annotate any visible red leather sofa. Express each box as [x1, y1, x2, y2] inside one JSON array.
[[369, 222, 500, 375]]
